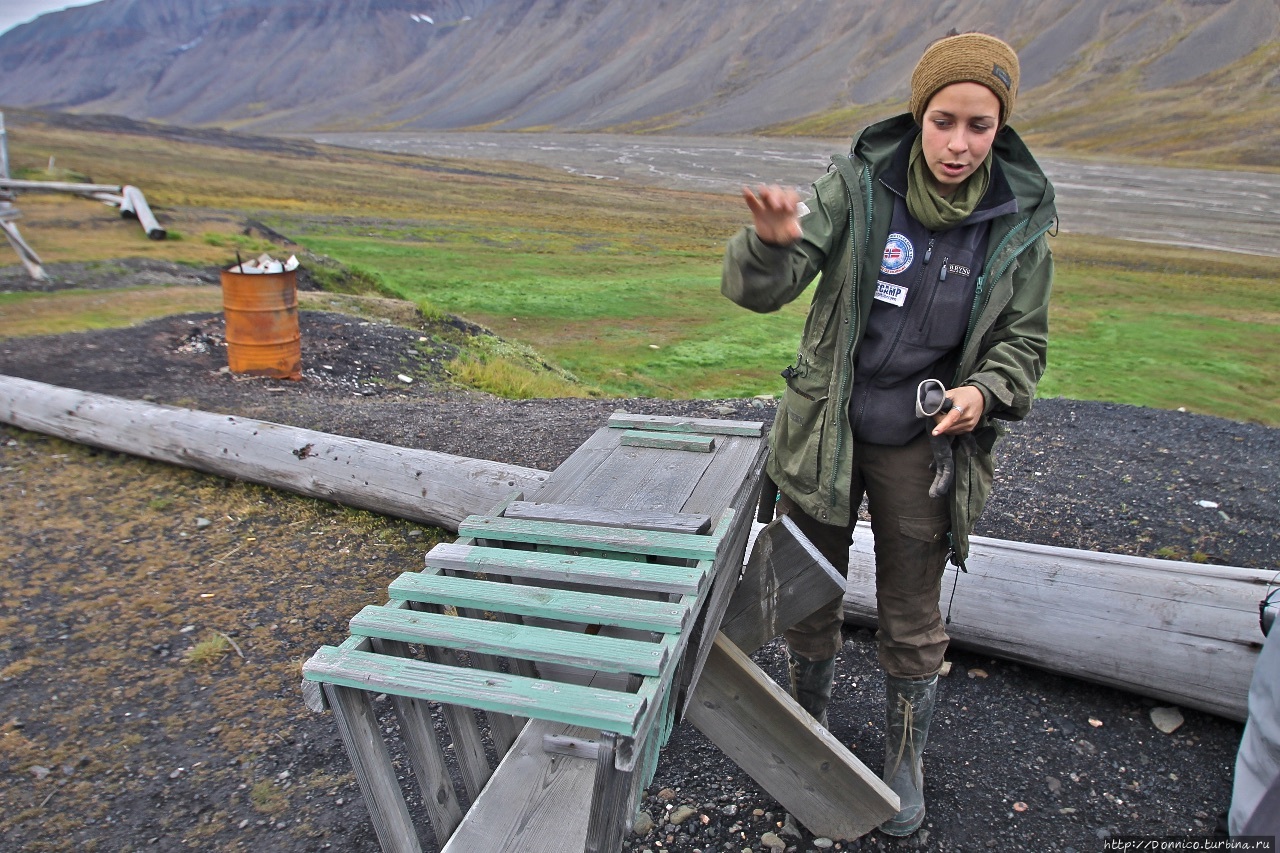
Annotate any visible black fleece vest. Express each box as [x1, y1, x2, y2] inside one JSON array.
[[849, 132, 1019, 446]]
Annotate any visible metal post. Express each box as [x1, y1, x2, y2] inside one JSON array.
[[0, 112, 9, 179]]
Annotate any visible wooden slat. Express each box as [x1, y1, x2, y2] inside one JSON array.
[[720, 516, 847, 655], [686, 634, 898, 840], [620, 430, 715, 452], [323, 683, 424, 853], [584, 733, 634, 853], [388, 572, 693, 634], [349, 606, 672, 677], [426, 542, 706, 594], [502, 500, 711, 534], [608, 411, 763, 437], [304, 646, 648, 734], [457, 516, 722, 561]]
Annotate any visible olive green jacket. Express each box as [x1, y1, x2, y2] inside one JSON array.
[[721, 114, 1056, 560]]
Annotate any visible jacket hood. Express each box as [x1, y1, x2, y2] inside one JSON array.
[[852, 113, 1056, 230]]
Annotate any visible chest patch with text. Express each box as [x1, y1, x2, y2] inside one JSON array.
[[874, 280, 909, 307]]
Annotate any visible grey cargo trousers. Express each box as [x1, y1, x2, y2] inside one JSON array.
[[775, 433, 951, 679]]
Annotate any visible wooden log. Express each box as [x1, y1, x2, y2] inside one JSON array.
[[121, 184, 166, 240], [0, 177, 124, 194], [841, 528, 1271, 721], [0, 375, 547, 531], [0, 219, 45, 281]]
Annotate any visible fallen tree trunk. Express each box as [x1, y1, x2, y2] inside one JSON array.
[[0, 375, 547, 531], [841, 527, 1271, 721]]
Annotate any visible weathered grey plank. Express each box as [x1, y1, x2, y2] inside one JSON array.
[[502, 500, 711, 534], [426, 542, 706, 595], [457, 516, 722, 561], [686, 634, 898, 840], [529, 425, 619, 504], [439, 720, 596, 853], [608, 412, 763, 437], [387, 571, 693, 634], [720, 515, 846, 655], [554, 442, 716, 514], [842, 529, 1270, 721], [323, 683, 424, 853]]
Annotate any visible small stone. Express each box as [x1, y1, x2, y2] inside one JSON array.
[[721, 804, 737, 816], [669, 805, 697, 825], [632, 811, 655, 836], [657, 788, 677, 801], [30, 765, 50, 780], [397, 374, 414, 384], [1074, 739, 1098, 756], [195, 517, 212, 528], [779, 812, 803, 839], [1013, 801, 1028, 812], [938, 660, 952, 677], [969, 668, 989, 679], [1060, 807, 1078, 815], [1046, 776, 1062, 795], [169, 767, 184, 779], [1089, 717, 1103, 728], [760, 831, 786, 852], [813, 838, 835, 849], [1151, 706, 1185, 734], [714, 406, 736, 416]]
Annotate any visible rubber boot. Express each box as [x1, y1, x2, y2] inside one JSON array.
[[787, 651, 836, 727], [879, 673, 939, 837]]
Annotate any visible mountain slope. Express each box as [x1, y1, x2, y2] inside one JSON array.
[[0, 0, 1276, 165]]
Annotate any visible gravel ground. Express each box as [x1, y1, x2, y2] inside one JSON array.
[[2, 263, 1278, 852]]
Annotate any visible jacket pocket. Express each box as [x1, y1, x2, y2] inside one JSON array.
[[772, 367, 830, 496]]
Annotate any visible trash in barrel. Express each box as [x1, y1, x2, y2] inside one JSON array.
[[220, 253, 302, 380]]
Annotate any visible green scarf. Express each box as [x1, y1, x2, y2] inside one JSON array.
[[906, 135, 992, 231]]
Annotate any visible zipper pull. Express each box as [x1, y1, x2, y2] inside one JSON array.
[[939, 256, 949, 281], [924, 239, 934, 264]]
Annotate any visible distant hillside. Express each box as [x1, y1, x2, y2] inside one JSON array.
[[0, 0, 1276, 166]]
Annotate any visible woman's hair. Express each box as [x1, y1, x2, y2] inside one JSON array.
[[909, 31, 1020, 128]]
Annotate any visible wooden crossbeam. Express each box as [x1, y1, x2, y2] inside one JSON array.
[[458, 515, 721, 561], [304, 645, 649, 735], [607, 412, 763, 437], [426, 542, 706, 594], [387, 571, 693, 634], [348, 605, 674, 677]]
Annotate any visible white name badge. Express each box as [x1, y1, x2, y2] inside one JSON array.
[[875, 280, 908, 307]]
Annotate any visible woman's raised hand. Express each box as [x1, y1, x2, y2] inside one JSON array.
[[742, 184, 802, 247]]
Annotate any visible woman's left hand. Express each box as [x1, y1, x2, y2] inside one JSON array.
[[932, 385, 985, 436]]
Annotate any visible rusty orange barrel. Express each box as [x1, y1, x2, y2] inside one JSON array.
[[219, 269, 302, 380]]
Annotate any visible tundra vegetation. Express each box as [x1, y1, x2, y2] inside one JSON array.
[[1, 113, 1276, 425]]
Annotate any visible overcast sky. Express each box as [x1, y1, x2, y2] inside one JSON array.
[[0, 1, 102, 36]]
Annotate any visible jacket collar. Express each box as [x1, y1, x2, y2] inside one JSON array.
[[878, 128, 1019, 224]]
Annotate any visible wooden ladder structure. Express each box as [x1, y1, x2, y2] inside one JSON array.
[[303, 412, 897, 852]]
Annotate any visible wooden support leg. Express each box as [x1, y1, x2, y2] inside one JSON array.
[[322, 683, 424, 853], [373, 639, 467, 843], [685, 633, 899, 841], [584, 732, 634, 853]]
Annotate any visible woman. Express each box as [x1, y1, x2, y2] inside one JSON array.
[[721, 31, 1055, 837]]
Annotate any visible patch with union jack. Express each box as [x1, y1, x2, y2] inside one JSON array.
[[881, 233, 914, 275]]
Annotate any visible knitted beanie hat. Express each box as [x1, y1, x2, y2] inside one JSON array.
[[910, 32, 1020, 128]]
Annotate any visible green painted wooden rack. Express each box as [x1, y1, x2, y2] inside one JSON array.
[[302, 412, 768, 853]]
